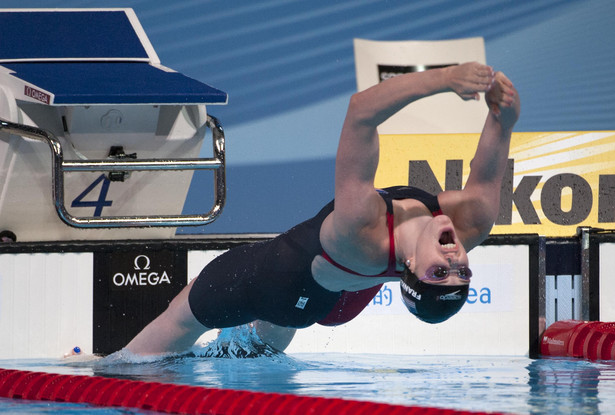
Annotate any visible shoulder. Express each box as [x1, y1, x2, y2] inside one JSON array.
[[320, 191, 390, 272], [329, 186, 387, 235]]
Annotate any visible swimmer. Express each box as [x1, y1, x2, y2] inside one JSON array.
[[124, 62, 520, 355]]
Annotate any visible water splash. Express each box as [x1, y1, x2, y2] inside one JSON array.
[[101, 348, 178, 364], [193, 324, 281, 358]]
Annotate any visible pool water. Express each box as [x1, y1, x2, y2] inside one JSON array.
[[1, 328, 615, 414], [2, 354, 615, 414]]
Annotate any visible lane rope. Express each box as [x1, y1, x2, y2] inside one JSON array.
[[0, 367, 509, 414]]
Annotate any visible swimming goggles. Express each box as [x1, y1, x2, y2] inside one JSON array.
[[419, 265, 472, 282]]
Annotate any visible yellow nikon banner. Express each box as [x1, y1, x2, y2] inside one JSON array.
[[375, 132, 615, 237]]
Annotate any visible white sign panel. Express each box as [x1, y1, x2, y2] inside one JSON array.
[[600, 243, 615, 321], [0, 253, 93, 359], [354, 37, 488, 134], [287, 244, 530, 356]]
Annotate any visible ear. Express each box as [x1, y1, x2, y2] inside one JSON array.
[[405, 257, 416, 273]]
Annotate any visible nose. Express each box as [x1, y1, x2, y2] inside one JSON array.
[[444, 247, 468, 266], [444, 256, 470, 274], [445, 254, 462, 267]]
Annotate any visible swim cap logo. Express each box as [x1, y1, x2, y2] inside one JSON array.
[[437, 290, 462, 301], [401, 280, 421, 300], [112, 254, 171, 287]]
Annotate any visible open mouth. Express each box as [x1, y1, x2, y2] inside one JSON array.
[[438, 230, 457, 249]]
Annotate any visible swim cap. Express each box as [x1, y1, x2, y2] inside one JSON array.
[[400, 267, 469, 324]]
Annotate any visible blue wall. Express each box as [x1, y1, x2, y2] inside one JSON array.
[[4, 0, 615, 233]]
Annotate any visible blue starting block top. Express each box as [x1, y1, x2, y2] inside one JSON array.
[[0, 10, 149, 61], [0, 9, 227, 106], [2, 62, 228, 105]]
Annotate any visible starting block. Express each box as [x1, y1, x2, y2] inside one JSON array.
[[0, 9, 228, 241]]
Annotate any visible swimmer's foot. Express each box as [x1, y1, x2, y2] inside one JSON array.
[[63, 346, 82, 358]]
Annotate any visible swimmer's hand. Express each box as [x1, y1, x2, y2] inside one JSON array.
[[486, 71, 520, 129], [446, 62, 495, 101]]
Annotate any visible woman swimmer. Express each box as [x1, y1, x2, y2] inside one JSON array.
[[123, 62, 520, 355]]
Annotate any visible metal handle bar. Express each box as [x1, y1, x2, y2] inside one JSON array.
[[0, 115, 226, 228]]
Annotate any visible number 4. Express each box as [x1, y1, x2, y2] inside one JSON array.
[[71, 174, 113, 217]]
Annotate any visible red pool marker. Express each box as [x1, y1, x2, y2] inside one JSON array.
[[541, 319, 615, 360]]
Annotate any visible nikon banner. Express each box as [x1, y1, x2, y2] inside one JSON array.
[[375, 132, 615, 237]]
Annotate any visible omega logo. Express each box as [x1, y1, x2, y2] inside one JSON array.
[[133, 255, 150, 270], [112, 254, 171, 287]]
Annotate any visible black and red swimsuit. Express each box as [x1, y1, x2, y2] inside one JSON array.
[[188, 186, 442, 329]]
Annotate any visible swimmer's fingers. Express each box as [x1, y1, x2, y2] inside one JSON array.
[[447, 62, 495, 101], [489, 73, 515, 110], [498, 74, 516, 108], [486, 72, 520, 126]]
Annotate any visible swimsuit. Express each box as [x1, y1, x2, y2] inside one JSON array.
[[317, 187, 442, 326], [188, 186, 441, 329]]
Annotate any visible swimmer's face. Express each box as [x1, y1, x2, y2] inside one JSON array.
[[412, 215, 470, 286]]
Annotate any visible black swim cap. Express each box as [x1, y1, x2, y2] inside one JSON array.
[[400, 267, 469, 324]]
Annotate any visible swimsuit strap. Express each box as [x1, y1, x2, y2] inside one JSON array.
[[383, 200, 398, 275], [320, 201, 398, 278], [321, 187, 442, 278]]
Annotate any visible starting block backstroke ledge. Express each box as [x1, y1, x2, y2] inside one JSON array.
[[0, 116, 226, 228], [0, 8, 228, 240]]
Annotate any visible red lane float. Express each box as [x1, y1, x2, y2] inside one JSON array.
[[0, 367, 508, 415], [541, 319, 615, 360]]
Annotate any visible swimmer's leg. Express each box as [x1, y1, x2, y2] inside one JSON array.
[[125, 279, 210, 355], [252, 320, 297, 352]]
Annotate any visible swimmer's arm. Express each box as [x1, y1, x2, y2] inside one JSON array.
[[441, 72, 520, 249], [332, 63, 494, 233]]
